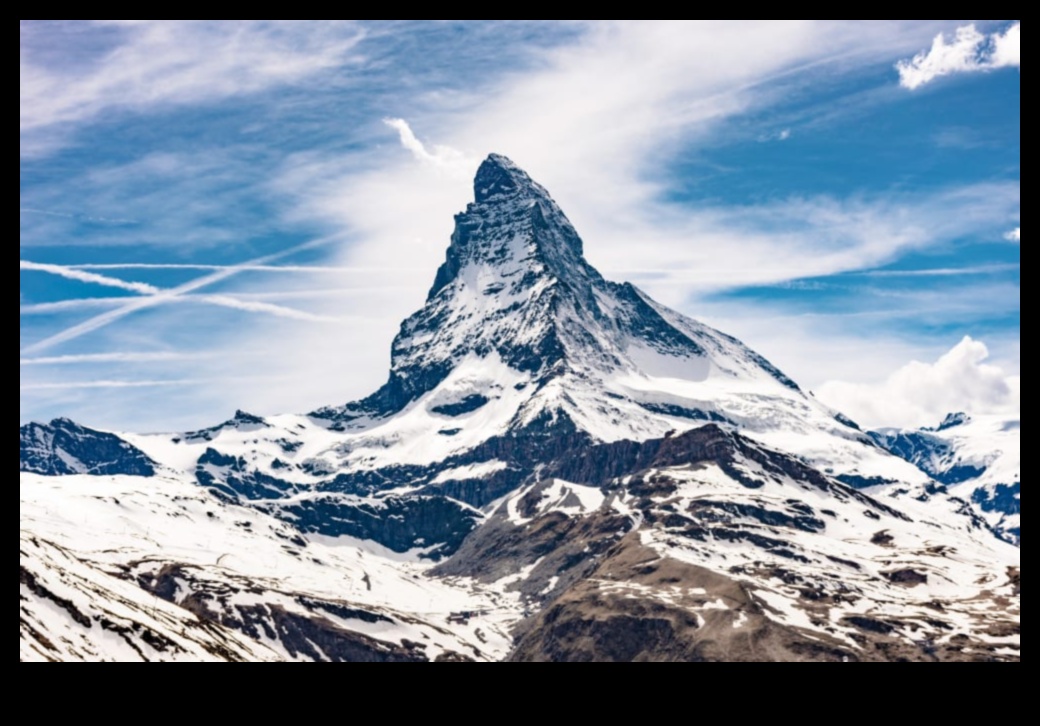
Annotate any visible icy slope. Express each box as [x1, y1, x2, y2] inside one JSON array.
[[21, 533, 281, 662], [20, 472, 523, 661], [873, 413, 1020, 543]]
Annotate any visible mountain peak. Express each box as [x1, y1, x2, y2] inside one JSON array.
[[315, 154, 818, 433], [474, 154, 539, 203], [932, 412, 971, 431], [428, 154, 585, 301]]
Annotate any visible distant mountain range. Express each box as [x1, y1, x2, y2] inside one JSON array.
[[870, 412, 1019, 544]]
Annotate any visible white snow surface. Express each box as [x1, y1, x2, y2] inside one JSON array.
[[20, 472, 527, 662], [875, 413, 1019, 538]]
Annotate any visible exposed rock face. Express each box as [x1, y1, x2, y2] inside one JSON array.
[[509, 539, 1017, 662], [20, 418, 156, 477], [135, 563, 444, 662], [508, 539, 856, 662], [436, 425, 1020, 662]]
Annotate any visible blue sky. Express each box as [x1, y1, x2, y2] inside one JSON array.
[[20, 21, 1020, 431]]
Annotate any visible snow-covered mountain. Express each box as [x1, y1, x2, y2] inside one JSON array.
[[20, 155, 1020, 661], [21, 155, 931, 552], [309, 154, 922, 485], [872, 413, 1020, 544]]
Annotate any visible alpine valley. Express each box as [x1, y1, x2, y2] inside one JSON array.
[[20, 156, 1020, 662]]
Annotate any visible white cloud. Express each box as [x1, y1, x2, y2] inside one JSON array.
[[896, 22, 1021, 90], [20, 207, 138, 224], [382, 118, 472, 177], [20, 21, 363, 155], [190, 294, 338, 322], [816, 336, 1019, 428], [1005, 226, 1020, 242], [992, 21, 1021, 68], [22, 297, 144, 314], [758, 128, 792, 142], [68, 263, 358, 273], [20, 378, 207, 391]]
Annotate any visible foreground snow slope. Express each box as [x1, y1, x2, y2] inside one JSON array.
[[21, 472, 524, 662]]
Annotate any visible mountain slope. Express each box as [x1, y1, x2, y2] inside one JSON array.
[[20, 472, 520, 661], [21, 532, 281, 662], [21, 426, 1019, 662], [436, 425, 1019, 661], [872, 413, 1020, 543]]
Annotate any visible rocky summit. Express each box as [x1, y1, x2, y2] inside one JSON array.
[[20, 155, 1019, 662]]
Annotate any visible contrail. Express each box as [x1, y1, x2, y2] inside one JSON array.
[[21, 260, 160, 295], [20, 236, 340, 355], [19, 289, 349, 314], [19, 261, 334, 319], [68, 261, 361, 270], [192, 294, 338, 322], [66, 263, 423, 273], [21, 293, 345, 319], [21, 298, 128, 314], [20, 378, 207, 390], [21, 351, 213, 365]]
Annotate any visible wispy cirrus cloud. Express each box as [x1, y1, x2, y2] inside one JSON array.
[[66, 263, 363, 273], [20, 207, 138, 224], [20, 20, 364, 155], [20, 288, 403, 316], [896, 22, 1020, 90], [382, 118, 471, 177], [20, 149, 296, 252], [855, 263, 1020, 277], [20, 378, 209, 391]]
